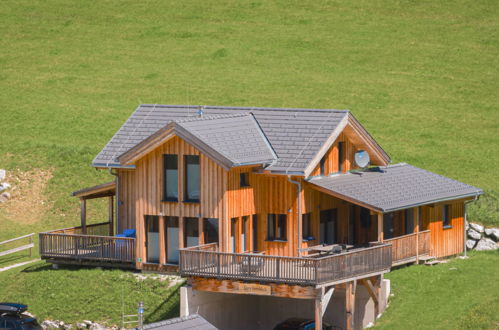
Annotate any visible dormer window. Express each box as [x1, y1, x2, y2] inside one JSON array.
[[163, 154, 178, 201], [240, 172, 250, 187], [184, 155, 200, 202], [320, 156, 326, 176], [338, 142, 344, 173]]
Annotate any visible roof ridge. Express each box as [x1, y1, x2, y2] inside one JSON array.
[[173, 112, 250, 123], [140, 104, 350, 113]]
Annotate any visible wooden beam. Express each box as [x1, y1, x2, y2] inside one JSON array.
[[377, 213, 383, 242], [315, 291, 323, 330], [415, 207, 420, 263], [345, 281, 354, 330], [321, 286, 335, 317], [108, 196, 114, 236], [190, 277, 318, 299], [80, 199, 86, 234], [159, 216, 166, 265], [361, 278, 379, 318]]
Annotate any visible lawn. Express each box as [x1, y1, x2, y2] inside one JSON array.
[[0, 262, 183, 327], [377, 250, 499, 329]]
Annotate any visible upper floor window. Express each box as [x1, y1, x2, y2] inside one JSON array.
[[320, 155, 326, 176], [184, 155, 200, 202], [163, 154, 178, 201], [443, 204, 451, 228], [337, 142, 344, 172], [268, 214, 287, 241], [240, 172, 250, 187]]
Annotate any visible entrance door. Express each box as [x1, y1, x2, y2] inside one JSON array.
[[165, 216, 179, 264], [320, 209, 337, 245], [145, 215, 160, 263]]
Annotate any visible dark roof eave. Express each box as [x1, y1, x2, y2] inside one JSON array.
[[92, 163, 136, 169]]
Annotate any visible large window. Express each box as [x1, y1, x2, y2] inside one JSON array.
[[163, 154, 178, 201], [405, 209, 414, 234], [203, 218, 219, 244], [165, 216, 179, 264], [302, 213, 312, 240], [184, 155, 200, 202], [267, 214, 287, 241], [320, 209, 337, 245], [443, 204, 451, 228], [338, 142, 344, 172], [383, 212, 394, 239], [184, 217, 199, 247], [145, 215, 160, 263]]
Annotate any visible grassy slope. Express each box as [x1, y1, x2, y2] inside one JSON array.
[[377, 251, 499, 329], [0, 262, 182, 326]]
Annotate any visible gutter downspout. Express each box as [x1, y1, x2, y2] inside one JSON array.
[[463, 195, 479, 257], [288, 175, 302, 257], [109, 168, 120, 234]]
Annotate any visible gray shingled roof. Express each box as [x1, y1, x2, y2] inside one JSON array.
[[143, 314, 217, 330], [93, 105, 349, 173], [308, 163, 483, 212], [174, 113, 276, 166]]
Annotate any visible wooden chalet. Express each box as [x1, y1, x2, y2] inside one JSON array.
[[39, 105, 482, 329]]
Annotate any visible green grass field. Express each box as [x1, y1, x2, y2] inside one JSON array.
[[0, 0, 497, 328]]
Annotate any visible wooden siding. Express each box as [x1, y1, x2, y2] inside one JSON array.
[[309, 132, 358, 177], [421, 200, 465, 258]]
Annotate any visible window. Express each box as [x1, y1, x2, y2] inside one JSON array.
[[203, 218, 219, 244], [240, 172, 250, 187], [348, 205, 355, 245], [360, 207, 371, 228], [252, 215, 258, 252], [230, 218, 237, 252], [320, 209, 337, 244], [184, 217, 199, 247], [383, 212, 394, 239], [302, 213, 313, 240], [338, 142, 344, 173], [405, 209, 414, 234], [165, 216, 179, 264], [184, 155, 200, 202], [145, 215, 160, 263], [163, 154, 178, 201], [443, 204, 451, 228], [267, 214, 287, 241], [242, 216, 249, 251], [320, 156, 326, 176]]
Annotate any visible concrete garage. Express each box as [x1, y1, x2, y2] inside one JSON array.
[[180, 279, 390, 330]]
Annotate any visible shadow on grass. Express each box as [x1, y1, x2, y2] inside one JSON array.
[[144, 282, 183, 324], [0, 254, 30, 267]]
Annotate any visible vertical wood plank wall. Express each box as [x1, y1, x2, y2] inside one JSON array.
[[309, 132, 358, 177]]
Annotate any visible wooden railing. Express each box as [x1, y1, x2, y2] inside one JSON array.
[[384, 230, 430, 264], [0, 233, 35, 258], [49, 222, 111, 236], [179, 243, 392, 286], [39, 226, 135, 265]]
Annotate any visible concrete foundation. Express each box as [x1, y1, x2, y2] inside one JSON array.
[[180, 279, 390, 330]]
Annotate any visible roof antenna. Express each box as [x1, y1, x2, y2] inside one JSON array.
[[198, 105, 204, 118]]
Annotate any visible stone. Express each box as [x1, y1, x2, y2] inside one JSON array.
[[83, 321, 93, 326], [42, 320, 60, 329], [485, 228, 499, 242], [467, 229, 482, 240], [0, 182, 11, 193], [466, 239, 477, 250], [469, 223, 484, 233], [89, 323, 106, 330], [465, 221, 469, 231], [76, 323, 87, 329], [475, 238, 498, 251], [0, 169, 5, 181], [0, 191, 10, 203]]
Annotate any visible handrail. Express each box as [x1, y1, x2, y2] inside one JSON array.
[[384, 230, 430, 242], [42, 233, 135, 240], [0, 233, 35, 245], [40, 222, 111, 234], [0, 233, 35, 258]]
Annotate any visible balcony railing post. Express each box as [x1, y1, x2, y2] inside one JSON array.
[[217, 253, 221, 275], [276, 258, 280, 280]]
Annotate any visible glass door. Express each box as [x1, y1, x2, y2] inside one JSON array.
[[145, 215, 160, 263], [165, 216, 179, 264]]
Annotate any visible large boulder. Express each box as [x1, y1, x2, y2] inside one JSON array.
[[41, 320, 60, 329], [469, 223, 484, 233], [484, 228, 499, 242], [0, 182, 11, 192], [89, 323, 106, 330], [475, 238, 498, 251], [0, 169, 5, 181], [467, 229, 482, 240], [466, 239, 477, 250]]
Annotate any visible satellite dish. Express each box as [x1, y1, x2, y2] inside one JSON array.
[[354, 150, 370, 168]]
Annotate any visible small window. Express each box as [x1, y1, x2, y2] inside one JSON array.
[[203, 218, 219, 244], [302, 213, 313, 240], [163, 154, 178, 201], [268, 214, 287, 241], [184, 217, 199, 247], [338, 142, 344, 173], [443, 204, 451, 228], [184, 155, 200, 202], [240, 172, 250, 187], [320, 156, 326, 176]]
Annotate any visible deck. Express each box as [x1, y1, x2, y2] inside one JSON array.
[[39, 222, 136, 268]]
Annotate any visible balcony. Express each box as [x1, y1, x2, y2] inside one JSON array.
[[39, 222, 136, 268], [179, 243, 392, 286]]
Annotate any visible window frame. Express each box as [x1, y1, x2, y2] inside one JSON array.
[[442, 204, 452, 229], [267, 213, 287, 241], [240, 172, 250, 187], [162, 154, 179, 202], [184, 155, 200, 203]]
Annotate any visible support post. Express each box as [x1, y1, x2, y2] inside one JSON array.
[[159, 216, 166, 265], [415, 207, 420, 263], [377, 213, 383, 242], [108, 196, 114, 236], [80, 198, 87, 234], [315, 292, 322, 330], [345, 280, 356, 330]]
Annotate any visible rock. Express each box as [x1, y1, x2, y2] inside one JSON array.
[[83, 321, 93, 326], [467, 229, 481, 240], [469, 223, 484, 233], [475, 238, 498, 251], [0, 192, 10, 203], [0, 182, 11, 193], [76, 323, 87, 329], [23, 311, 36, 318], [465, 221, 469, 231], [0, 169, 5, 181], [89, 323, 106, 330], [485, 228, 499, 242], [42, 320, 60, 329], [466, 239, 477, 250]]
